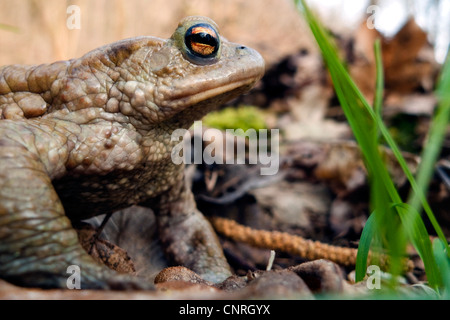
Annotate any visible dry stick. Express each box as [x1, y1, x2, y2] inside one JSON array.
[[210, 217, 414, 272]]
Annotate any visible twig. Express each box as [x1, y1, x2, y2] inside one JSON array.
[[210, 217, 413, 272], [266, 250, 276, 271]]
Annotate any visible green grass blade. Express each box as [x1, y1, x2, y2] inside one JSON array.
[[373, 40, 384, 124], [433, 239, 450, 298], [296, 0, 443, 289], [355, 213, 376, 282], [406, 53, 450, 254], [298, 0, 405, 281], [371, 40, 408, 281], [394, 203, 442, 288]]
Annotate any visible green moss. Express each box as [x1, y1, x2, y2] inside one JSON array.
[[203, 105, 268, 133]]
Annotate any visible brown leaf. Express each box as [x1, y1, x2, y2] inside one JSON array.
[[287, 140, 419, 195], [76, 223, 136, 275], [346, 18, 439, 103]]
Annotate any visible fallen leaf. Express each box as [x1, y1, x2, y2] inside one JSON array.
[[76, 223, 136, 275]]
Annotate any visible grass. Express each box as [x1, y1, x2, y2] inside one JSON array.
[[294, 0, 449, 297]]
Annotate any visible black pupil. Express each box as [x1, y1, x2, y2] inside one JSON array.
[[191, 33, 216, 47], [185, 24, 218, 57]]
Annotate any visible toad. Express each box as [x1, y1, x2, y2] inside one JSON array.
[[0, 16, 264, 289]]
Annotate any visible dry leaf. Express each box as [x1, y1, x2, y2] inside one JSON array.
[[76, 223, 136, 275]]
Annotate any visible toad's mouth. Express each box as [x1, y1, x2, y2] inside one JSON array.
[[167, 76, 259, 107], [156, 75, 260, 128]]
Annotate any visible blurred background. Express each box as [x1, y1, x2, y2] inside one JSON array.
[[0, 0, 447, 65], [0, 0, 315, 66]]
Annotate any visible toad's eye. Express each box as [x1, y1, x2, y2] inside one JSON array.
[[184, 23, 220, 63]]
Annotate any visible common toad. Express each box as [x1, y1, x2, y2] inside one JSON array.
[[0, 16, 264, 289]]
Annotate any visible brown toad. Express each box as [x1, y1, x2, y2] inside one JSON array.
[[0, 16, 264, 289]]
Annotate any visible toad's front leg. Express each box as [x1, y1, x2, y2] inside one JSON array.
[[152, 173, 232, 283], [0, 120, 153, 290]]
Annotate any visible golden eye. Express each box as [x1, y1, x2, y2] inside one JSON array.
[[185, 23, 219, 59]]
